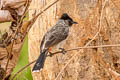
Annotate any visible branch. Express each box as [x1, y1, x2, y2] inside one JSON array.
[[50, 44, 120, 56], [10, 60, 36, 80], [10, 44, 120, 80]]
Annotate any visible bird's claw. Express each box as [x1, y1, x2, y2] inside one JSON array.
[[59, 48, 67, 54], [48, 52, 53, 57]]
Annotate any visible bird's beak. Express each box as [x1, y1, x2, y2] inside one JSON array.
[[72, 21, 78, 24]]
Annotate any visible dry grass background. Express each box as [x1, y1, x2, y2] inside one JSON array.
[[29, 0, 120, 80], [0, 0, 32, 80], [0, 0, 120, 80]]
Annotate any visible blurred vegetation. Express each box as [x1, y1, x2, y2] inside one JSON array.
[[11, 13, 33, 80], [11, 36, 33, 80], [0, 13, 33, 80]]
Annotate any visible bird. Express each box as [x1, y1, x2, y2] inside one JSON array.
[[32, 13, 78, 72]]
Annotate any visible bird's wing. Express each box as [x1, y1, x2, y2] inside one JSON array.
[[40, 24, 69, 50]]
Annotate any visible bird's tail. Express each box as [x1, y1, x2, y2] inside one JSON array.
[[32, 50, 48, 72]]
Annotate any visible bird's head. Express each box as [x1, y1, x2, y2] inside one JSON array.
[[60, 13, 78, 26]]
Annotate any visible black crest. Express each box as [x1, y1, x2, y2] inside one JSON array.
[[60, 13, 73, 21], [60, 13, 78, 25]]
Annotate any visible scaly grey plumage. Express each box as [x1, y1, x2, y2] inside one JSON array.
[[32, 13, 77, 72]]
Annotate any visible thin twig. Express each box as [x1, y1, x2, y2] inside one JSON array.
[[55, 0, 108, 79], [10, 60, 36, 80], [5, 41, 14, 71], [0, 33, 14, 80], [10, 0, 59, 80], [2, 43, 11, 79], [11, 0, 29, 42], [22, 0, 60, 40], [10, 44, 120, 80], [50, 44, 120, 55], [4, 0, 30, 79], [30, 0, 59, 22]]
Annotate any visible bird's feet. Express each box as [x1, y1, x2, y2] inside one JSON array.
[[48, 48, 67, 57], [48, 52, 53, 57], [59, 48, 67, 54]]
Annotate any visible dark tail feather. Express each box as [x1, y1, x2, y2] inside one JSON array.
[[32, 50, 48, 72]]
